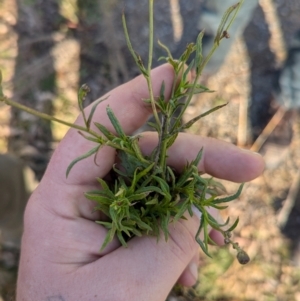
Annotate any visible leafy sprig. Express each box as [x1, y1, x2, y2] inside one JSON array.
[[0, 1, 249, 263]]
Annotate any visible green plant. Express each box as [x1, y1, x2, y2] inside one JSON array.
[[0, 0, 249, 264]]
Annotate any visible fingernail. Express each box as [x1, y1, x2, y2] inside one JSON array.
[[188, 261, 198, 281], [192, 205, 202, 220]]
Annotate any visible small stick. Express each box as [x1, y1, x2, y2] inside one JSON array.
[[237, 95, 249, 147], [250, 106, 286, 152], [277, 168, 300, 228]]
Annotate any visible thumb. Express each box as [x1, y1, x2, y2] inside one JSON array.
[[95, 213, 202, 301]]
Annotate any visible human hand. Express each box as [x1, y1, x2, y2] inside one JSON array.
[[16, 64, 264, 301]]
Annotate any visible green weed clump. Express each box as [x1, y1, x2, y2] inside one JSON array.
[[0, 1, 249, 264]]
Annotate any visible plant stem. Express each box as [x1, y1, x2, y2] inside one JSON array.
[[146, 0, 160, 128], [1, 95, 99, 138]]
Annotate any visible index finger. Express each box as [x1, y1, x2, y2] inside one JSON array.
[[46, 63, 179, 185]]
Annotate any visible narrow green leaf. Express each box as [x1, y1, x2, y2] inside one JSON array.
[[226, 217, 239, 232], [134, 218, 153, 232], [135, 186, 165, 196], [130, 227, 143, 237], [152, 175, 170, 194], [122, 12, 147, 76], [192, 148, 203, 167], [196, 236, 212, 258], [214, 183, 244, 204], [77, 84, 90, 127], [93, 205, 110, 217], [96, 221, 112, 228], [183, 59, 195, 83], [100, 226, 116, 251], [94, 122, 116, 140], [209, 204, 228, 210], [146, 198, 158, 205], [161, 210, 170, 241], [180, 103, 227, 131], [86, 96, 109, 129], [195, 31, 204, 75], [135, 162, 155, 183], [214, 1, 243, 45], [96, 177, 111, 191], [128, 192, 150, 202], [130, 137, 149, 164], [147, 121, 160, 132], [112, 165, 128, 178], [85, 193, 112, 204], [117, 231, 128, 247], [174, 202, 189, 221], [106, 106, 126, 139], [166, 132, 178, 148], [166, 166, 176, 189], [66, 145, 100, 177], [129, 162, 155, 194], [77, 131, 102, 143], [157, 40, 173, 59], [160, 81, 165, 101]]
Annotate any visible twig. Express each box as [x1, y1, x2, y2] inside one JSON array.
[[237, 95, 249, 147], [277, 168, 300, 228], [250, 106, 286, 152]]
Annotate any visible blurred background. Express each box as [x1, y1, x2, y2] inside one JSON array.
[[1, 0, 300, 300]]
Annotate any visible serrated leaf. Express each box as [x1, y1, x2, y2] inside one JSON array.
[[66, 145, 100, 177]]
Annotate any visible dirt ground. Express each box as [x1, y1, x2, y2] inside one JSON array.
[[1, 0, 300, 300]]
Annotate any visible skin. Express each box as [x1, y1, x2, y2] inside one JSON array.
[[16, 64, 265, 301]]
